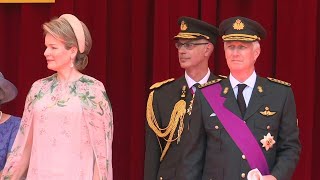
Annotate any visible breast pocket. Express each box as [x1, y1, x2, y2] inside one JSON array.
[[202, 168, 223, 180], [254, 115, 280, 134], [254, 114, 280, 154], [158, 168, 176, 180], [204, 115, 224, 152]]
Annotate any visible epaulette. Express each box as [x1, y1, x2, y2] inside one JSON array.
[[267, 77, 291, 86], [198, 79, 222, 89], [218, 75, 228, 79], [150, 78, 175, 90]]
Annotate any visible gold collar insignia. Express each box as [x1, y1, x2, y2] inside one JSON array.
[[181, 85, 187, 98], [223, 87, 229, 94]]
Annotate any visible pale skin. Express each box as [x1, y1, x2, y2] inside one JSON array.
[[44, 33, 83, 83], [44, 33, 100, 180], [224, 41, 260, 82], [10, 33, 99, 180], [224, 41, 277, 180], [177, 39, 214, 82]]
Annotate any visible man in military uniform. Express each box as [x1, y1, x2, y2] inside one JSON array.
[[187, 16, 301, 180], [144, 16, 219, 180]]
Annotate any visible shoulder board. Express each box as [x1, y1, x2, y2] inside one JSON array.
[[267, 77, 291, 86], [218, 75, 228, 79], [198, 79, 222, 89], [150, 78, 175, 90]]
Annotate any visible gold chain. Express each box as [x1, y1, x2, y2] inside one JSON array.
[[146, 86, 191, 161]]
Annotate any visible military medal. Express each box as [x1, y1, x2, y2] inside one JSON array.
[[260, 133, 276, 151]]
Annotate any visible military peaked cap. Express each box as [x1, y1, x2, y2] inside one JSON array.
[[174, 16, 219, 44], [219, 16, 266, 42]]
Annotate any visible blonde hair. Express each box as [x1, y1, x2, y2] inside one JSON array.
[[43, 16, 92, 71]]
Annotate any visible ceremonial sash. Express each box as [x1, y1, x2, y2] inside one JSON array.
[[201, 83, 270, 175]]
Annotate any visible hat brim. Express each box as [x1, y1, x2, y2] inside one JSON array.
[[0, 78, 18, 104]]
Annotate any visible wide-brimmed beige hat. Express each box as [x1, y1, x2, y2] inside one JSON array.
[[0, 72, 18, 104]]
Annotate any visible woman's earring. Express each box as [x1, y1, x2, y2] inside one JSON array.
[[70, 58, 74, 68]]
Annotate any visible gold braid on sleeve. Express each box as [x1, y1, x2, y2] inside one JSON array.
[[146, 86, 187, 161]]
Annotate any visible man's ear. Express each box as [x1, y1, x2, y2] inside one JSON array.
[[204, 43, 214, 57], [254, 47, 261, 60]]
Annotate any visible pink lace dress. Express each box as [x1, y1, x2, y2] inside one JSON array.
[[1, 74, 113, 180]]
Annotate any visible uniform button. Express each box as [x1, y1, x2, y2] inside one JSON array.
[[241, 173, 246, 178], [215, 125, 219, 129], [242, 154, 246, 159], [267, 125, 271, 130], [159, 177, 163, 180]]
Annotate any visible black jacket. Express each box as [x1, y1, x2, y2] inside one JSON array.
[[144, 74, 218, 180], [181, 76, 301, 180]]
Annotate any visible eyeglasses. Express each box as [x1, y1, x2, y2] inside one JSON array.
[[175, 42, 209, 50]]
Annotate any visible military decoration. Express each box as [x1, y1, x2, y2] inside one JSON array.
[[267, 77, 291, 86], [260, 106, 276, 116], [233, 19, 245, 30], [181, 85, 186, 98], [150, 78, 175, 90], [257, 86, 263, 93], [223, 87, 229, 94], [186, 94, 195, 115], [180, 20, 188, 31], [260, 133, 276, 151]]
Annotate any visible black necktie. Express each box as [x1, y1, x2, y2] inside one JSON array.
[[190, 83, 200, 94], [237, 84, 247, 118]]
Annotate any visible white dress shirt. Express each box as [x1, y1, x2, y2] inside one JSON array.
[[185, 69, 211, 93], [229, 71, 257, 107]]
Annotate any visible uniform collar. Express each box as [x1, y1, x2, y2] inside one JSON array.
[[185, 68, 210, 88], [229, 71, 257, 89]]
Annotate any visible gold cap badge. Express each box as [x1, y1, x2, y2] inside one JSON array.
[[180, 20, 188, 31], [233, 19, 245, 30]]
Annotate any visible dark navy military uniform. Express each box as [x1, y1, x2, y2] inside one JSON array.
[[144, 74, 218, 180], [196, 76, 301, 180], [144, 16, 219, 180], [180, 16, 301, 180]]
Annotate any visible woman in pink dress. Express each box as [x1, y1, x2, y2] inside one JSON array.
[[1, 14, 113, 180]]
